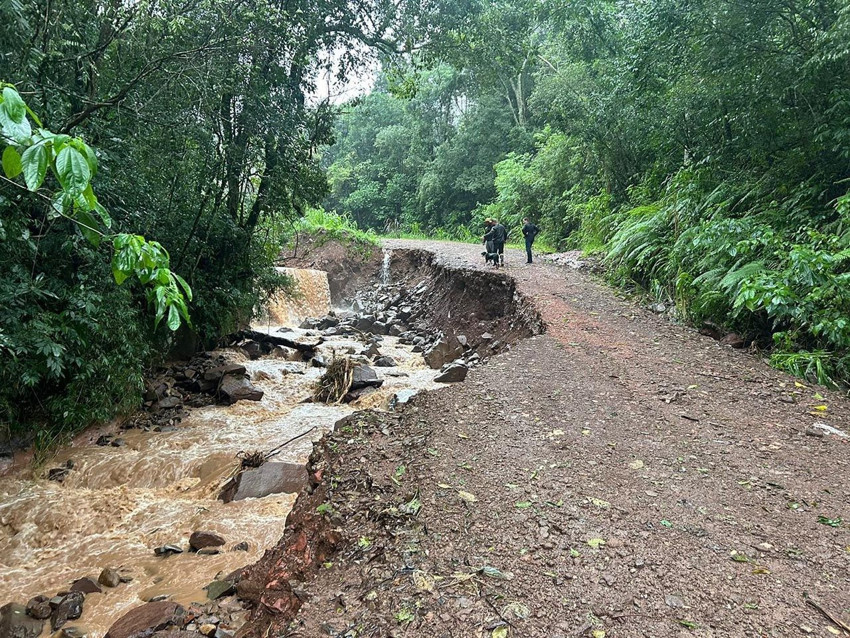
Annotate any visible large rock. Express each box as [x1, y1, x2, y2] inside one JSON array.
[[51, 593, 84, 631], [219, 462, 307, 502], [435, 363, 469, 383], [25, 596, 51, 620], [98, 568, 121, 588], [104, 602, 185, 638], [1, 603, 43, 638], [203, 364, 246, 382], [205, 580, 235, 600], [372, 356, 397, 368], [218, 376, 263, 404], [71, 577, 102, 594], [189, 531, 226, 552], [350, 365, 384, 391], [423, 338, 463, 369]]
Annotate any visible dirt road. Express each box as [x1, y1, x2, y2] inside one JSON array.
[[258, 239, 850, 637]]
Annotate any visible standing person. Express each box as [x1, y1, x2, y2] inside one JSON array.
[[482, 219, 498, 266], [491, 219, 508, 266], [522, 218, 540, 264]]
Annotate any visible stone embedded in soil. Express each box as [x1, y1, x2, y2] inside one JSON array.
[[50, 592, 84, 631], [720, 332, 746, 348], [1, 602, 44, 638], [154, 544, 184, 556], [218, 376, 264, 404], [435, 363, 469, 383], [98, 568, 121, 588], [25, 596, 51, 620], [372, 355, 397, 367], [104, 602, 185, 638], [70, 577, 102, 594], [205, 581, 236, 600], [189, 531, 226, 552], [350, 365, 384, 391], [219, 462, 307, 502]]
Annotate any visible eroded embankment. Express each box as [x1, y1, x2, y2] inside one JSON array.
[[224, 243, 544, 637]]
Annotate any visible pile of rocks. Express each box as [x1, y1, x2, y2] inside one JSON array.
[[2, 567, 131, 638]]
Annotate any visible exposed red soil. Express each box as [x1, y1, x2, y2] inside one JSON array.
[[239, 240, 850, 638]]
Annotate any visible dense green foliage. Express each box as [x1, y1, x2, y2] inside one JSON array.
[[325, 0, 850, 386], [0, 0, 432, 438]]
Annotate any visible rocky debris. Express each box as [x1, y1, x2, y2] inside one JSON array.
[[434, 362, 469, 383], [189, 531, 226, 552], [47, 467, 70, 482], [542, 250, 602, 271], [203, 364, 246, 382], [1, 602, 44, 638], [50, 592, 84, 630], [219, 462, 308, 502], [25, 596, 51, 620], [104, 602, 185, 638], [372, 355, 397, 367], [231, 542, 249, 552], [55, 627, 86, 638], [310, 355, 326, 368], [154, 544, 183, 557], [218, 376, 263, 405], [98, 568, 121, 588], [70, 577, 101, 594]]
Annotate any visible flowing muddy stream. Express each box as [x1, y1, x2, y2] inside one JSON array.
[[0, 268, 442, 637]]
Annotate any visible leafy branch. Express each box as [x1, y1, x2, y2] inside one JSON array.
[[0, 83, 191, 330]]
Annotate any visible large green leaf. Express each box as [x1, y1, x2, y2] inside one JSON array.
[[1, 87, 26, 122], [2, 145, 22, 178], [0, 105, 32, 143], [167, 304, 181, 331], [21, 143, 48, 191], [55, 146, 91, 196]]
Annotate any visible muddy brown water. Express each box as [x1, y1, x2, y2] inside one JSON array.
[[0, 268, 440, 637]]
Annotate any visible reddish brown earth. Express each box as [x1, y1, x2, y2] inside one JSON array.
[[240, 239, 850, 638]]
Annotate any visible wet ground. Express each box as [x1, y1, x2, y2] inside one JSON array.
[[256, 239, 850, 637]]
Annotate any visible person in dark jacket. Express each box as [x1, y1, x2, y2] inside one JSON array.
[[522, 218, 540, 264], [491, 219, 508, 266], [482, 219, 499, 266]]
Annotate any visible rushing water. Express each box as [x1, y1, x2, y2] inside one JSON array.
[[0, 268, 439, 637], [381, 249, 392, 286]]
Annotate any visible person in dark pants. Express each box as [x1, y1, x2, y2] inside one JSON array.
[[491, 219, 508, 266], [482, 219, 499, 266], [522, 218, 540, 263]]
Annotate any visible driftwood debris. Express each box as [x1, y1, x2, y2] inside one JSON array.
[[238, 329, 324, 354]]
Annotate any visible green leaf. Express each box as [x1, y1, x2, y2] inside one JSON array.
[[0, 105, 32, 143], [173, 272, 192, 300], [94, 200, 112, 229], [75, 209, 102, 247], [167, 304, 180, 331], [2, 145, 22, 178], [21, 143, 48, 190], [55, 146, 91, 195], [2, 87, 26, 122]]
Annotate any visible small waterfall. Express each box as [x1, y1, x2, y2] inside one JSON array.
[[381, 249, 392, 286], [264, 267, 331, 327]]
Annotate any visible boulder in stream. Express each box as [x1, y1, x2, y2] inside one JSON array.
[[25, 596, 51, 620], [1, 602, 44, 638], [372, 356, 397, 367], [189, 531, 226, 552], [104, 602, 185, 638], [98, 568, 121, 588], [153, 544, 183, 557], [219, 462, 307, 502], [350, 365, 384, 391], [50, 592, 84, 631], [218, 376, 263, 404], [205, 580, 236, 600], [70, 577, 102, 594]]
